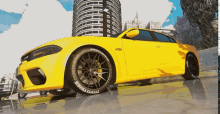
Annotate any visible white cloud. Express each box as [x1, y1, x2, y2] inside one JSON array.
[[0, 0, 73, 76], [162, 24, 175, 30], [173, 6, 176, 10], [120, 0, 173, 25], [0, 0, 28, 14], [165, 19, 170, 22], [0, 0, 174, 76]]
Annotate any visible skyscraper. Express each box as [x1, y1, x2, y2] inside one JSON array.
[[72, 0, 122, 37]]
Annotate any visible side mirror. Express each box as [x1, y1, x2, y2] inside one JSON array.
[[126, 30, 139, 38]]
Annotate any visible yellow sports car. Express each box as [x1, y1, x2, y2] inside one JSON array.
[[15, 28, 200, 94]]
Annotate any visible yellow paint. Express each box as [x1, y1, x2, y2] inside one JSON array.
[[17, 28, 200, 92]]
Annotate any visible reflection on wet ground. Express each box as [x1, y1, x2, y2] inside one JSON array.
[[0, 76, 217, 114]]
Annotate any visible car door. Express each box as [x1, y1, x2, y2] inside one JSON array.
[[122, 30, 161, 77], [151, 32, 184, 75]]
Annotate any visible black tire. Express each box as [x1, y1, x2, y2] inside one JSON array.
[[182, 54, 199, 80], [138, 79, 151, 84], [18, 93, 27, 98], [66, 48, 113, 94], [49, 88, 71, 96]]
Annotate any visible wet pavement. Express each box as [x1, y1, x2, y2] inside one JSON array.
[[0, 76, 217, 114]]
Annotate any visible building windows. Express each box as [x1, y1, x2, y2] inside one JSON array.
[[93, 7, 103, 9], [73, 0, 122, 36], [93, 26, 103, 28], [77, 21, 99, 28], [83, 17, 92, 20], [84, 7, 92, 11], [83, 26, 92, 30], [78, 11, 99, 19], [93, 16, 103, 18], [86, 31, 92, 34]]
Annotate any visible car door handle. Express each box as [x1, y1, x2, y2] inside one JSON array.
[[156, 46, 160, 48]]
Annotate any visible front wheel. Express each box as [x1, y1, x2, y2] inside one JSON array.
[[182, 54, 199, 80], [67, 48, 113, 94]]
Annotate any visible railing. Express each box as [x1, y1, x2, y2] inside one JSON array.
[[0, 73, 18, 97]]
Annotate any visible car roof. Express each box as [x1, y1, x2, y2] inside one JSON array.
[[128, 28, 177, 40]]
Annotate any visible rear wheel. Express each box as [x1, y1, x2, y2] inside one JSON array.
[[182, 54, 199, 80], [49, 88, 71, 96], [66, 48, 113, 94]]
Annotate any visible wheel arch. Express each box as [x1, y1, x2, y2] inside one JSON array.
[[186, 51, 199, 64], [64, 45, 117, 85]]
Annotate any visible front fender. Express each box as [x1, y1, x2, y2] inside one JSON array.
[[55, 38, 126, 85]]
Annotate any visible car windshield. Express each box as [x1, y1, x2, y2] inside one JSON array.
[[110, 30, 126, 38]]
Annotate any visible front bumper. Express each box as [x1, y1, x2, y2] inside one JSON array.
[[16, 53, 65, 92]]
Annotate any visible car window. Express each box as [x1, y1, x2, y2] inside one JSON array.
[[132, 30, 154, 41], [153, 32, 171, 42], [166, 36, 176, 43]]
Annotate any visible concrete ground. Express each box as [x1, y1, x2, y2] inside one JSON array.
[[0, 70, 217, 114], [5, 70, 218, 101]]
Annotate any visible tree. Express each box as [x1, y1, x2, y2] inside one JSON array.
[[173, 15, 202, 49], [180, 0, 218, 49]]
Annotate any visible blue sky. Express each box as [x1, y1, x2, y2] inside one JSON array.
[[0, 10, 22, 33], [0, 0, 182, 34], [162, 0, 183, 28], [57, 0, 75, 11], [0, 0, 217, 77]]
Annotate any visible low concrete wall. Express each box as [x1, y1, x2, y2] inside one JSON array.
[[198, 46, 218, 71]]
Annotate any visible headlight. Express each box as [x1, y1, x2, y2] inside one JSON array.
[[31, 45, 62, 60]]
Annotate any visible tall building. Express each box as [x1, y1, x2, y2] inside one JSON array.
[[72, 0, 122, 37], [146, 21, 162, 32]]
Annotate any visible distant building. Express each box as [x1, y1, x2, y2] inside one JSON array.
[[123, 20, 146, 31], [122, 23, 125, 31], [146, 21, 162, 32], [72, 0, 122, 37], [122, 12, 147, 31], [161, 31, 173, 36]]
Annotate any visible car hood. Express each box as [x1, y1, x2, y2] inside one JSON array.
[[21, 36, 112, 57]]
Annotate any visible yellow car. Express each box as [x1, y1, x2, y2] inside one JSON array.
[[15, 28, 200, 94]]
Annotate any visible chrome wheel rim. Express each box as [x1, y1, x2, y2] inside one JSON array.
[[76, 52, 110, 89]]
